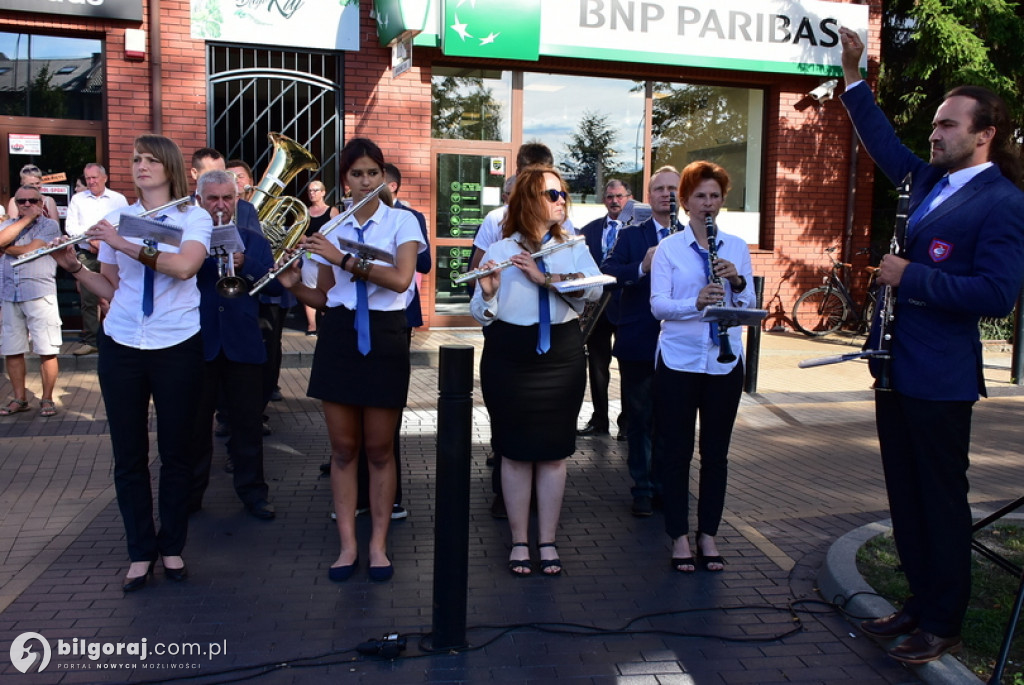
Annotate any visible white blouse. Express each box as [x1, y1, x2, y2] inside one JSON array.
[[314, 201, 426, 311], [650, 224, 756, 374], [99, 202, 213, 350], [471, 231, 601, 326]]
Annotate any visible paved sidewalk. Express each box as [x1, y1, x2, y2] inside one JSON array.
[[1, 327, 1023, 684]]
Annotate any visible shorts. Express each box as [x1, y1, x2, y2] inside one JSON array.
[[1, 295, 63, 356]]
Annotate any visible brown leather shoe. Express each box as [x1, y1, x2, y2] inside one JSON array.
[[887, 630, 962, 664], [861, 610, 919, 639]]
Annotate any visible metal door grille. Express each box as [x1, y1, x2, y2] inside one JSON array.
[[207, 45, 343, 206]]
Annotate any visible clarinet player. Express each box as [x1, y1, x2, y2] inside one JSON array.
[[650, 161, 755, 574], [839, 28, 1024, 663]]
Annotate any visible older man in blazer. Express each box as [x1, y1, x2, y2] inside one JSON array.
[[839, 28, 1024, 664]]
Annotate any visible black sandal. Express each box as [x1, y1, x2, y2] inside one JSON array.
[[538, 542, 562, 576], [508, 542, 532, 577], [696, 532, 725, 572], [671, 556, 696, 573]]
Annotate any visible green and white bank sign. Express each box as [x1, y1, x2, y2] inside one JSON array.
[[398, 0, 869, 77]]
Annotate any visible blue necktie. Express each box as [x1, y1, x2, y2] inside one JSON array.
[[142, 238, 156, 317], [658, 227, 669, 243], [354, 224, 371, 355], [603, 220, 618, 258], [907, 176, 949, 236], [689, 241, 721, 346], [536, 235, 552, 354]]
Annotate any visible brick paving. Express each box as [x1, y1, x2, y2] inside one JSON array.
[[2, 325, 1023, 684]]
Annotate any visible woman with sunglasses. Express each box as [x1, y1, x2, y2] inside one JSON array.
[[277, 138, 424, 582], [471, 164, 601, 577], [50, 134, 213, 592], [301, 180, 339, 336]]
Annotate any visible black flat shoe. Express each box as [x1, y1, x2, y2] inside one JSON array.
[[122, 561, 155, 593], [328, 556, 359, 582], [163, 560, 188, 582], [368, 563, 394, 582]]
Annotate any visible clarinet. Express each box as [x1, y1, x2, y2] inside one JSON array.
[[873, 173, 912, 391], [669, 191, 679, 233], [705, 214, 737, 364]]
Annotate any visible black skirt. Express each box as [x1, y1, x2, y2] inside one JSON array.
[[480, 320, 586, 462], [307, 306, 410, 408]]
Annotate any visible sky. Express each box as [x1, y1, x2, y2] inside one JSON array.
[[0, 33, 101, 60]]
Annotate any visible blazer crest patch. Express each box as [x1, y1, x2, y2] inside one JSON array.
[[929, 239, 953, 262]]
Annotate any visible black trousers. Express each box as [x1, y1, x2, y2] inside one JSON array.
[[585, 314, 615, 429], [98, 331, 203, 561], [76, 250, 102, 346], [259, 302, 287, 407], [191, 353, 269, 509], [654, 359, 743, 540], [875, 390, 974, 637]]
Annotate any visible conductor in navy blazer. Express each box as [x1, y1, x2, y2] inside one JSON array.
[[602, 168, 680, 514], [840, 28, 1024, 663], [189, 170, 282, 520]]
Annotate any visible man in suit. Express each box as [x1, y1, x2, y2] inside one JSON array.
[[578, 179, 631, 438], [840, 28, 1024, 664], [188, 169, 280, 520], [602, 167, 680, 517]]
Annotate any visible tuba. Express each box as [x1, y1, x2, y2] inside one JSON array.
[[248, 132, 320, 262]]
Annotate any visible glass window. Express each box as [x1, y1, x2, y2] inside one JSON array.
[[0, 32, 104, 121], [431, 67, 511, 142], [650, 83, 763, 242], [523, 73, 645, 227]]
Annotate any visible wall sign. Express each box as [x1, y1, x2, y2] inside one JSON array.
[[5, 0, 143, 22], [9, 134, 42, 156], [191, 0, 360, 51]]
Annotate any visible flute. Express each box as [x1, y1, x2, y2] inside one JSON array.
[[13, 196, 193, 267], [705, 214, 737, 364], [454, 235, 584, 284]]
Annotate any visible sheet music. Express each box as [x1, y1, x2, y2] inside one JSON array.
[[334, 237, 396, 265], [118, 214, 183, 247], [551, 274, 617, 293], [700, 306, 768, 327], [209, 225, 244, 253]]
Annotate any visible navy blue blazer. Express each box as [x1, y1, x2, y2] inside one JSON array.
[[581, 215, 621, 325], [197, 212, 282, 364], [397, 201, 431, 328], [842, 83, 1024, 400], [601, 218, 662, 362]]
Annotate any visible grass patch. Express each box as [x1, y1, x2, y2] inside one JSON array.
[[857, 525, 1024, 682]]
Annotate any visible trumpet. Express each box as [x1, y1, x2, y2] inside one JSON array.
[[249, 182, 388, 296], [212, 212, 248, 298], [13, 196, 193, 267], [454, 235, 585, 284]]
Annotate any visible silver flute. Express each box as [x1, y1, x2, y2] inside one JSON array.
[[13, 196, 193, 267], [454, 235, 585, 284], [249, 182, 387, 295]]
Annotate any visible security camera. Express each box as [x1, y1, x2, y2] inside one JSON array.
[[809, 79, 838, 102]]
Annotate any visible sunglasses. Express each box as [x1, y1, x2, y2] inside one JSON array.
[[15, 197, 41, 205], [544, 189, 567, 203]]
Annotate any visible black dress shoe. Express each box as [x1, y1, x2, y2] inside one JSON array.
[[631, 495, 653, 517], [163, 561, 188, 582], [577, 421, 609, 437], [887, 630, 962, 664], [122, 561, 155, 593], [246, 499, 276, 520], [861, 610, 919, 639], [616, 431, 627, 441]]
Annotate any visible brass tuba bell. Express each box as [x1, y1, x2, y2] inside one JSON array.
[[248, 132, 320, 262]]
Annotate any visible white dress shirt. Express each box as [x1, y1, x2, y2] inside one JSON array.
[[65, 187, 129, 237], [650, 224, 756, 374], [314, 201, 425, 311], [470, 231, 601, 326], [99, 202, 213, 350]]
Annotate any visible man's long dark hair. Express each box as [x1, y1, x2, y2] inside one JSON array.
[[946, 85, 1022, 187]]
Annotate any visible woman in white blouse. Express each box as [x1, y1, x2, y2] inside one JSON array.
[[650, 160, 756, 574], [278, 138, 424, 583], [52, 134, 213, 591], [471, 165, 601, 577]]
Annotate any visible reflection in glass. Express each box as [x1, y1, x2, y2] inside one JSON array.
[[0, 32, 104, 120], [651, 84, 762, 213], [431, 67, 511, 142]]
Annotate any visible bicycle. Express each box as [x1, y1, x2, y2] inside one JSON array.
[[791, 247, 879, 337]]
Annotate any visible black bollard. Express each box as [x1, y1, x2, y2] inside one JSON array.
[[743, 276, 765, 394], [1011, 286, 1024, 385], [431, 344, 474, 650]]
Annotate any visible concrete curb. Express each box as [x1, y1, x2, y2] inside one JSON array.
[[818, 520, 983, 685]]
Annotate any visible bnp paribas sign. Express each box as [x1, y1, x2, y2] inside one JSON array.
[[6, 0, 142, 22], [418, 0, 869, 77]]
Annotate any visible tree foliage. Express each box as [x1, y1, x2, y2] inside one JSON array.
[[559, 110, 620, 203], [430, 76, 504, 141]]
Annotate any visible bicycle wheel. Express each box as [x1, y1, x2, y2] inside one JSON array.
[[792, 287, 850, 336]]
